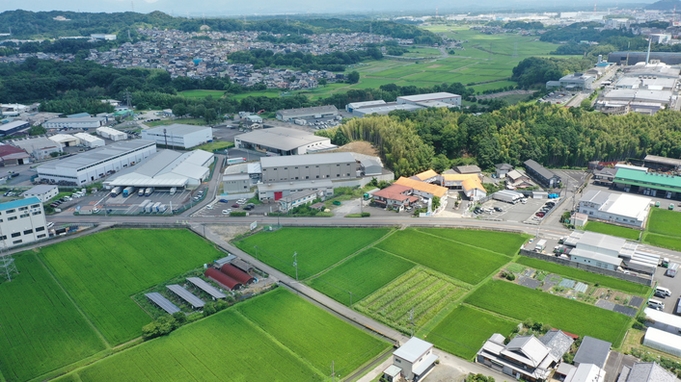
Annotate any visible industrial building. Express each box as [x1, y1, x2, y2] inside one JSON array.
[[613, 166, 681, 199], [275, 105, 338, 121], [346, 100, 387, 113], [0, 145, 30, 165], [43, 117, 106, 130], [277, 189, 325, 212], [547, 73, 595, 90], [524, 159, 561, 188], [563, 231, 659, 274], [222, 162, 261, 194], [578, 190, 651, 228], [141, 124, 213, 149], [9, 137, 62, 160], [105, 149, 214, 189], [96, 127, 127, 141], [396, 92, 462, 108], [350, 102, 424, 117], [73, 133, 105, 148], [37, 140, 157, 185], [22, 185, 58, 203], [256, 152, 392, 201], [609, 51, 681, 66], [643, 155, 681, 172], [0, 120, 31, 136], [0, 197, 48, 249], [234, 127, 335, 155], [48, 134, 80, 147]]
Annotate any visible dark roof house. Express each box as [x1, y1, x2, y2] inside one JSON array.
[[524, 159, 561, 188], [574, 336, 611, 368], [617, 362, 678, 382]]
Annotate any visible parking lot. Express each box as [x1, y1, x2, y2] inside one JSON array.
[[57, 187, 203, 215], [474, 197, 560, 224]]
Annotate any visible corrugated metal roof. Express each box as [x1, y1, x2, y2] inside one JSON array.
[[145, 292, 181, 314], [236, 127, 329, 151], [186, 277, 227, 299], [261, 152, 355, 168], [615, 168, 681, 190], [166, 284, 205, 309], [144, 123, 211, 136], [393, 337, 433, 363]]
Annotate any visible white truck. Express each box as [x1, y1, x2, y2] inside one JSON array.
[[534, 239, 547, 252]]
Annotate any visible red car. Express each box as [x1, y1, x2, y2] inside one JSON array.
[[232, 204, 240, 208], [535, 211, 546, 218]]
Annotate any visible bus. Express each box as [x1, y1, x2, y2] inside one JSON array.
[[227, 157, 246, 165]]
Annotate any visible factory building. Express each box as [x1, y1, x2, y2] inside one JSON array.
[[613, 166, 681, 199], [48, 134, 80, 147], [563, 231, 659, 274], [578, 190, 651, 228], [396, 92, 462, 107], [222, 162, 261, 194], [43, 117, 106, 130], [234, 127, 335, 156], [0, 121, 31, 137], [104, 149, 213, 189], [96, 127, 127, 141], [0, 198, 48, 249], [22, 185, 59, 203], [276, 105, 338, 121], [73, 133, 105, 148], [0, 145, 30, 165], [547, 73, 595, 90], [9, 137, 62, 160], [37, 140, 156, 185], [141, 124, 213, 149]]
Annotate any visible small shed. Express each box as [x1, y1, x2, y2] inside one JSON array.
[[382, 365, 402, 382]]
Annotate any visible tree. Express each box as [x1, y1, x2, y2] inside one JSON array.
[[347, 71, 360, 84], [318, 78, 327, 87], [432, 196, 441, 210], [172, 103, 188, 117]]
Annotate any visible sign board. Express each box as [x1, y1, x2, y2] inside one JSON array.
[[250, 221, 258, 231]]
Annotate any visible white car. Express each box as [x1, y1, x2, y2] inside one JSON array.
[[222, 209, 232, 215], [236, 199, 246, 205], [46, 222, 54, 228], [206, 205, 213, 210]]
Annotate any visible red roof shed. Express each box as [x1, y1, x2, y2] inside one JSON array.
[[220, 264, 256, 285], [205, 268, 242, 290]]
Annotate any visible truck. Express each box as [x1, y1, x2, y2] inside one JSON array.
[[666, 262, 679, 278], [152, 202, 161, 213], [158, 204, 167, 213], [109, 187, 122, 197], [144, 202, 154, 213], [122, 187, 135, 197], [144, 187, 154, 196], [138, 188, 145, 196], [169, 187, 177, 195], [493, 190, 524, 204], [534, 239, 547, 252], [139, 200, 150, 209]]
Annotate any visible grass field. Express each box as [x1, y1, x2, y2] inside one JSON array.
[[146, 118, 207, 127], [238, 288, 389, 378], [427, 305, 518, 360], [194, 140, 234, 152], [647, 209, 681, 237], [307, 248, 414, 306], [515, 257, 650, 295], [40, 229, 224, 345], [61, 309, 324, 381], [356, 267, 467, 333], [585, 221, 641, 241], [234, 227, 391, 279], [376, 229, 512, 285], [416, 228, 527, 256], [644, 232, 681, 252], [0, 254, 106, 382], [178, 89, 226, 99], [466, 281, 632, 346]]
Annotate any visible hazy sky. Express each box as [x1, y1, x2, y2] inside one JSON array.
[[0, 0, 652, 16]]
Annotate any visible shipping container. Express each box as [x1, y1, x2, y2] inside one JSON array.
[[122, 187, 135, 197], [144, 202, 154, 213], [110, 187, 122, 197], [152, 202, 161, 212]]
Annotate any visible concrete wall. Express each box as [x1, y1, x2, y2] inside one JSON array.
[[519, 249, 652, 286]]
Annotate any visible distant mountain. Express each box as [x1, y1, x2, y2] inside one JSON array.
[[646, 0, 681, 10]]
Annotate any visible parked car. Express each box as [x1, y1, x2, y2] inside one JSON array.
[[535, 211, 546, 217], [232, 204, 240, 208], [222, 209, 231, 215], [494, 207, 503, 212], [219, 199, 229, 203]]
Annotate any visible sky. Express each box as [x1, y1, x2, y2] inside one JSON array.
[[0, 0, 652, 17]]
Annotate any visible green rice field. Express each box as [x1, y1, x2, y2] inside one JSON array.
[[647, 208, 681, 237], [515, 257, 650, 296], [234, 227, 391, 279], [416, 228, 528, 256], [376, 229, 511, 285], [238, 288, 389, 378], [585, 221, 641, 241], [307, 248, 414, 306], [59, 304, 325, 381], [356, 267, 467, 333], [466, 281, 632, 346], [39, 229, 224, 344], [427, 305, 518, 360], [0, 254, 106, 382]]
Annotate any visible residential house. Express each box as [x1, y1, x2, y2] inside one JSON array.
[[441, 173, 486, 201], [617, 362, 678, 382], [372, 184, 418, 211], [390, 337, 439, 381], [495, 163, 513, 178], [411, 169, 440, 184], [524, 159, 561, 188], [506, 169, 534, 189]]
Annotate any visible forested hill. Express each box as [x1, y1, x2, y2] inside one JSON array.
[[0, 10, 441, 43], [646, 0, 681, 10]]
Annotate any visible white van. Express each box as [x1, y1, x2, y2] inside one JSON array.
[[655, 286, 672, 298], [649, 299, 666, 310]]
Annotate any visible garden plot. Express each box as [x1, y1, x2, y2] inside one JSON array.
[[356, 267, 468, 333]]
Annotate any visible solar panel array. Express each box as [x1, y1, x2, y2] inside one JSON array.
[[166, 284, 205, 308], [186, 277, 227, 299], [145, 292, 181, 314]]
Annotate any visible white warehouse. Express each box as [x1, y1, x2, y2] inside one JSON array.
[[578, 189, 651, 228], [96, 127, 127, 141], [44, 117, 106, 130], [37, 140, 156, 185], [74, 133, 105, 148], [141, 124, 213, 149], [0, 198, 48, 249], [397, 92, 462, 108], [22, 185, 59, 203]]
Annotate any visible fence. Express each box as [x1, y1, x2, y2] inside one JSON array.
[[519, 249, 653, 286]]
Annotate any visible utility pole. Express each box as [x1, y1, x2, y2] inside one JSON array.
[[293, 252, 298, 281]]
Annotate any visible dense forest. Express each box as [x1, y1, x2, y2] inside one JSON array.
[[0, 10, 441, 44], [227, 48, 383, 71], [318, 105, 681, 177], [511, 57, 594, 88]]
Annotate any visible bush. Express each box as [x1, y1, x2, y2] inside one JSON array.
[[230, 211, 247, 217], [361, 212, 370, 217], [142, 315, 178, 340]]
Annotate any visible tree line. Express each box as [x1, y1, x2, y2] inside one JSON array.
[[227, 48, 382, 71], [319, 104, 681, 177]]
